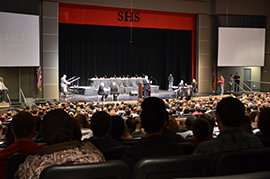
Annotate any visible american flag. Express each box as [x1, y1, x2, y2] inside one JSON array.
[[36, 67, 42, 91], [212, 63, 216, 87]]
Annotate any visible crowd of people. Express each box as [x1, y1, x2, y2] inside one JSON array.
[[0, 91, 269, 178]]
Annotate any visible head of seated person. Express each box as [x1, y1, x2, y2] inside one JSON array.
[[41, 109, 74, 145], [12, 111, 36, 142], [109, 116, 125, 141], [192, 118, 211, 140], [72, 118, 82, 142], [185, 115, 196, 130], [198, 114, 215, 137], [241, 115, 253, 134], [91, 111, 112, 139], [216, 97, 244, 131], [140, 97, 168, 136], [258, 108, 270, 138]]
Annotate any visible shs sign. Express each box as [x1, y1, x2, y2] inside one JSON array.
[[118, 11, 140, 22]]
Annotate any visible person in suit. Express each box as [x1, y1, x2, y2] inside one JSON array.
[[185, 85, 193, 100], [143, 75, 152, 98], [98, 82, 108, 101], [192, 79, 197, 93], [177, 86, 184, 99], [110, 82, 119, 101], [0, 77, 8, 103]]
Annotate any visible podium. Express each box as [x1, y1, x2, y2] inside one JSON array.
[[138, 82, 151, 98]]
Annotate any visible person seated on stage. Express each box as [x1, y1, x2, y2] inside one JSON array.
[[60, 74, 70, 97], [193, 97, 264, 159], [110, 82, 119, 101], [178, 80, 184, 87], [84, 111, 122, 151], [177, 86, 184, 99], [184, 85, 193, 101], [15, 109, 105, 179], [98, 82, 108, 101], [0, 112, 45, 179], [0, 77, 9, 103], [122, 97, 184, 172]]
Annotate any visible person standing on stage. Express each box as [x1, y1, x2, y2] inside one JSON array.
[[192, 79, 197, 93], [98, 83, 108, 101], [229, 74, 233, 92], [234, 72, 240, 92], [0, 77, 8, 103], [219, 75, 225, 95], [143, 75, 152, 98], [168, 74, 174, 91], [60, 74, 70, 96], [110, 82, 119, 101]]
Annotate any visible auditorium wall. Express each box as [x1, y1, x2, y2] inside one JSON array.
[[0, 0, 269, 99]]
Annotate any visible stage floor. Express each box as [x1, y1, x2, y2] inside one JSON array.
[[59, 90, 224, 103]]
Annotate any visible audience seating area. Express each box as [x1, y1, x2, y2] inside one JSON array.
[[7, 147, 270, 179]]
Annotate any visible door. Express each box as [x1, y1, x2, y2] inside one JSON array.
[[244, 69, 251, 91]]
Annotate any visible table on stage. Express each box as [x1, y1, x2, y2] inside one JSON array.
[[70, 78, 159, 96]]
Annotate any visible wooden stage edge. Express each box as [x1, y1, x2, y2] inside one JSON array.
[[0, 103, 10, 109]]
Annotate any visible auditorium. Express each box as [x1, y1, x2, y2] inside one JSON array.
[[0, 0, 270, 178]]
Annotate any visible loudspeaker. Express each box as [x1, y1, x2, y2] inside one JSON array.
[[130, 91, 138, 96]]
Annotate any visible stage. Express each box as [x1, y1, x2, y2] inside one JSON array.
[[59, 89, 228, 103]]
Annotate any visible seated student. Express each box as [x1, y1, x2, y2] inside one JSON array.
[[84, 111, 122, 151], [256, 108, 270, 147], [190, 118, 211, 148], [178, 115, 196, 140], [15, 109, 105, 179], [129, 118, 145, 138], [109, 115, 129, 141], [122, 97, 184, 171], [193, 97, 264, 158], [75, 114, 92, 141], [0, 112, 45, 179], [162, 115, 185, 143]]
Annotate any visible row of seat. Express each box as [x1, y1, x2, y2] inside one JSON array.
[[7, 147, 270, 179]]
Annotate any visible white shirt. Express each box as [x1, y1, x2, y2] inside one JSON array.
[[0, 81, 7, 90]]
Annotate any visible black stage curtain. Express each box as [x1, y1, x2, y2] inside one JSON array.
[[59, 24, 192, 90]]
